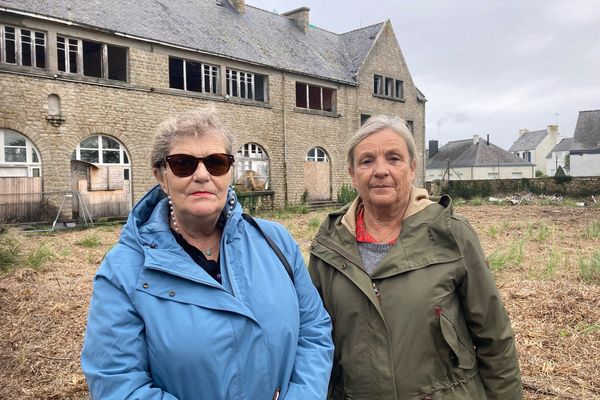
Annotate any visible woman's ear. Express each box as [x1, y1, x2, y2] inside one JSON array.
[[153, 168, 167, 192]]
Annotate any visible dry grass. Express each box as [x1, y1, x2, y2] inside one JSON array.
[[1, 205, 599, 399]]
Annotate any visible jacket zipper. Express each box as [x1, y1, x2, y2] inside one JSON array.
[[372, 282, 381, 304]]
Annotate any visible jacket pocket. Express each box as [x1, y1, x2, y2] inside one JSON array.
[[439, 313, 476, 370]]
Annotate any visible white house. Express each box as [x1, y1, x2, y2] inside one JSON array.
[[426, 135, 535, 181], [545, 137, 573, 176], [508, 125, 559, 176], [570, 110, 600, 177]]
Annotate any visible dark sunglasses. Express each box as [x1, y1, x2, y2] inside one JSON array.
[[164, 153, 234, 177]]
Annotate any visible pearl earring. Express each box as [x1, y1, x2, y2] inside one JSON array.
[[168, 196, 179, 233]]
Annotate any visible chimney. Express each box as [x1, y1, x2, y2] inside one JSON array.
[[547, 124, 558, 139], [518, 128, 529, 137], [228, 0, 245, 14], [473, 134, 479, 145], [428, 140, 438, 158], [282, 7, 310, 32], [486, 134, 490, 145]]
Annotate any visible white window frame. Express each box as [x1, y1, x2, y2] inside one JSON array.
[[73, 135, 130, 165], [226, 68, 267, 101], [306, 147, 329, 162], [296, 82, 335, 112], [0, 129, 42, 176], [235, 143, 270, 189], [1, 25, 46, 68], [57, 35, 127, 81]]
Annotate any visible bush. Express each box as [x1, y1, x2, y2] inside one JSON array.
[[25, 244, 56, 270], [337, 183, 357, 206], [579, 250, 600, 284]]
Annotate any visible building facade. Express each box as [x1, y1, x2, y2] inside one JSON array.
[[508, 125, 559, 176], [570, 110, 600, 177], [0, 0, 425, 221], [426, 135, 535, 181]]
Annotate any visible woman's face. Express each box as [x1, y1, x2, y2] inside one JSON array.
[[349, 128, 416, 211], [154, 133, 232, 224]]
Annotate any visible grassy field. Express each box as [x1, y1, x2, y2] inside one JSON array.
[[1, 201, 599, 399]]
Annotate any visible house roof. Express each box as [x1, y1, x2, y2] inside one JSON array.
[[571, 110, 600, 152], [546, 137, 574, 158], [427, 138, 535, 169], [508, 129, 548, 152], [0, 0, 384, 85]]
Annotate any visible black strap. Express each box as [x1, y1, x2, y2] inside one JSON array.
[[242, 214, 294, 283]]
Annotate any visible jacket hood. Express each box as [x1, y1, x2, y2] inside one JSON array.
[[119, 184, 242, 251]]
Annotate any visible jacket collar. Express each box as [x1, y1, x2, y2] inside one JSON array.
[[340, 186, 435, 237]]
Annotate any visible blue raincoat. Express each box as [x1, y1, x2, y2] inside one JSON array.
[[81, 186, 333, 399]]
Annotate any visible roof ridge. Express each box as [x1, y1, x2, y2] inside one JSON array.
[[341, 21, 384, 36]]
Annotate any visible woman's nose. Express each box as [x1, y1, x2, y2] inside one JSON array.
[[192, 161, 211, 181], [373, 157, 389, 176]]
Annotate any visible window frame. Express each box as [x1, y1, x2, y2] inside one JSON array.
[[168, 56, 219, 94], [1, 24, 46, 69], [57, 35, 128, 81], [306, 147, 329, 162], [295, 81, 336, 113], [0, 129, 42, 176], [72, 134, 130, 165], [225, 68, 267, 102], [372, 74, 405, 101]]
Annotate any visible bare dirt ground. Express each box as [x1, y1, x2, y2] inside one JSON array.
[[1, 204, 599, 399]]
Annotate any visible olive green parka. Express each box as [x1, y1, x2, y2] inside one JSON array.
[[308, 188, 522, 400]]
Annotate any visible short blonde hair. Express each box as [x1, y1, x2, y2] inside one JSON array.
[[151, 108, 234, 169]]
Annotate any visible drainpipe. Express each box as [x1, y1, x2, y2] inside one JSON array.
[[282, 71, 289, 204]]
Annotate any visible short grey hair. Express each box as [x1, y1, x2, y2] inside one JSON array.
[[151, 108, 234, 169], [347, 115, 417, 167]]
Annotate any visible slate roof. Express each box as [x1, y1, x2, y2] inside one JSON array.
[[508, 129, 548, 152], [571, 110, 600, 153], [546, 137, 573, 158], [0, 0, 384, 85], [427, 138, 535, 170]]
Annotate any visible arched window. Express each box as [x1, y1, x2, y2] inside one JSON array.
[[71, 135, 129, 165], [306, 147, 328, 162], [0, 129, 41, 177], [235, 143, 269, 191]]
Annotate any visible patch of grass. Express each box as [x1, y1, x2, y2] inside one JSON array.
[[487, 221, 508, 238], [308, 216, 321, 230], [76, 234, 102, 248], [275, 204, 309, 218], [467, 196, 485, 206], [536, 248, 563, 279], [577, 323, 600, 335], [25, 243, 56, 270], [488, 239, 524, 271], [578, 250, 600, 284], [0, 231, 21, 272], [584, 221, 600, 239]]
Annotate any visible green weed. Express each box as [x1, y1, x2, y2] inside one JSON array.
[[25, 244, 56, 270], [76, 234, 102, 248], [308, 216, 321, 230], [584, 221, 600, 239], [488, 239, 524, 271], [0, 231, 21, 272], [579, 250, 600, 284]]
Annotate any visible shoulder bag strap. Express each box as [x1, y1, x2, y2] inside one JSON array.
[[242, 214, 294, 283]]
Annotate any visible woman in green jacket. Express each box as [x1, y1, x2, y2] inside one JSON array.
[[308, 115, 523, 399]]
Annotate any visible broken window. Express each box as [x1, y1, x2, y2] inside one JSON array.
[[373, 74, 404, 100], [235, 143, 270, 191], [360, 114, 371, 125], [1, 25, 46, 68], [385, 77, 393, 96], [226, 68, 267, 101], [57, 36, 127, 81], [395, 80, 404, 99], [295, 81, 336, 112], [169, 57, 219, 93], [373, 75, 382, 95]]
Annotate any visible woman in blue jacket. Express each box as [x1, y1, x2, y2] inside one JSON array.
[[81, 108, 333, 400]]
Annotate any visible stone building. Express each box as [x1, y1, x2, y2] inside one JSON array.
[[0, 0, 425, 220]]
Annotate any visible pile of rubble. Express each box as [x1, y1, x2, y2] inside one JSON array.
[[487, 193, 598, 206]]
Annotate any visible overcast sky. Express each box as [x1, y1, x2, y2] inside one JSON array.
[[249, 0, 600, 149]]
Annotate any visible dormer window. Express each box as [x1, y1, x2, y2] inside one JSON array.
[[373, 74, 404, 100]]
